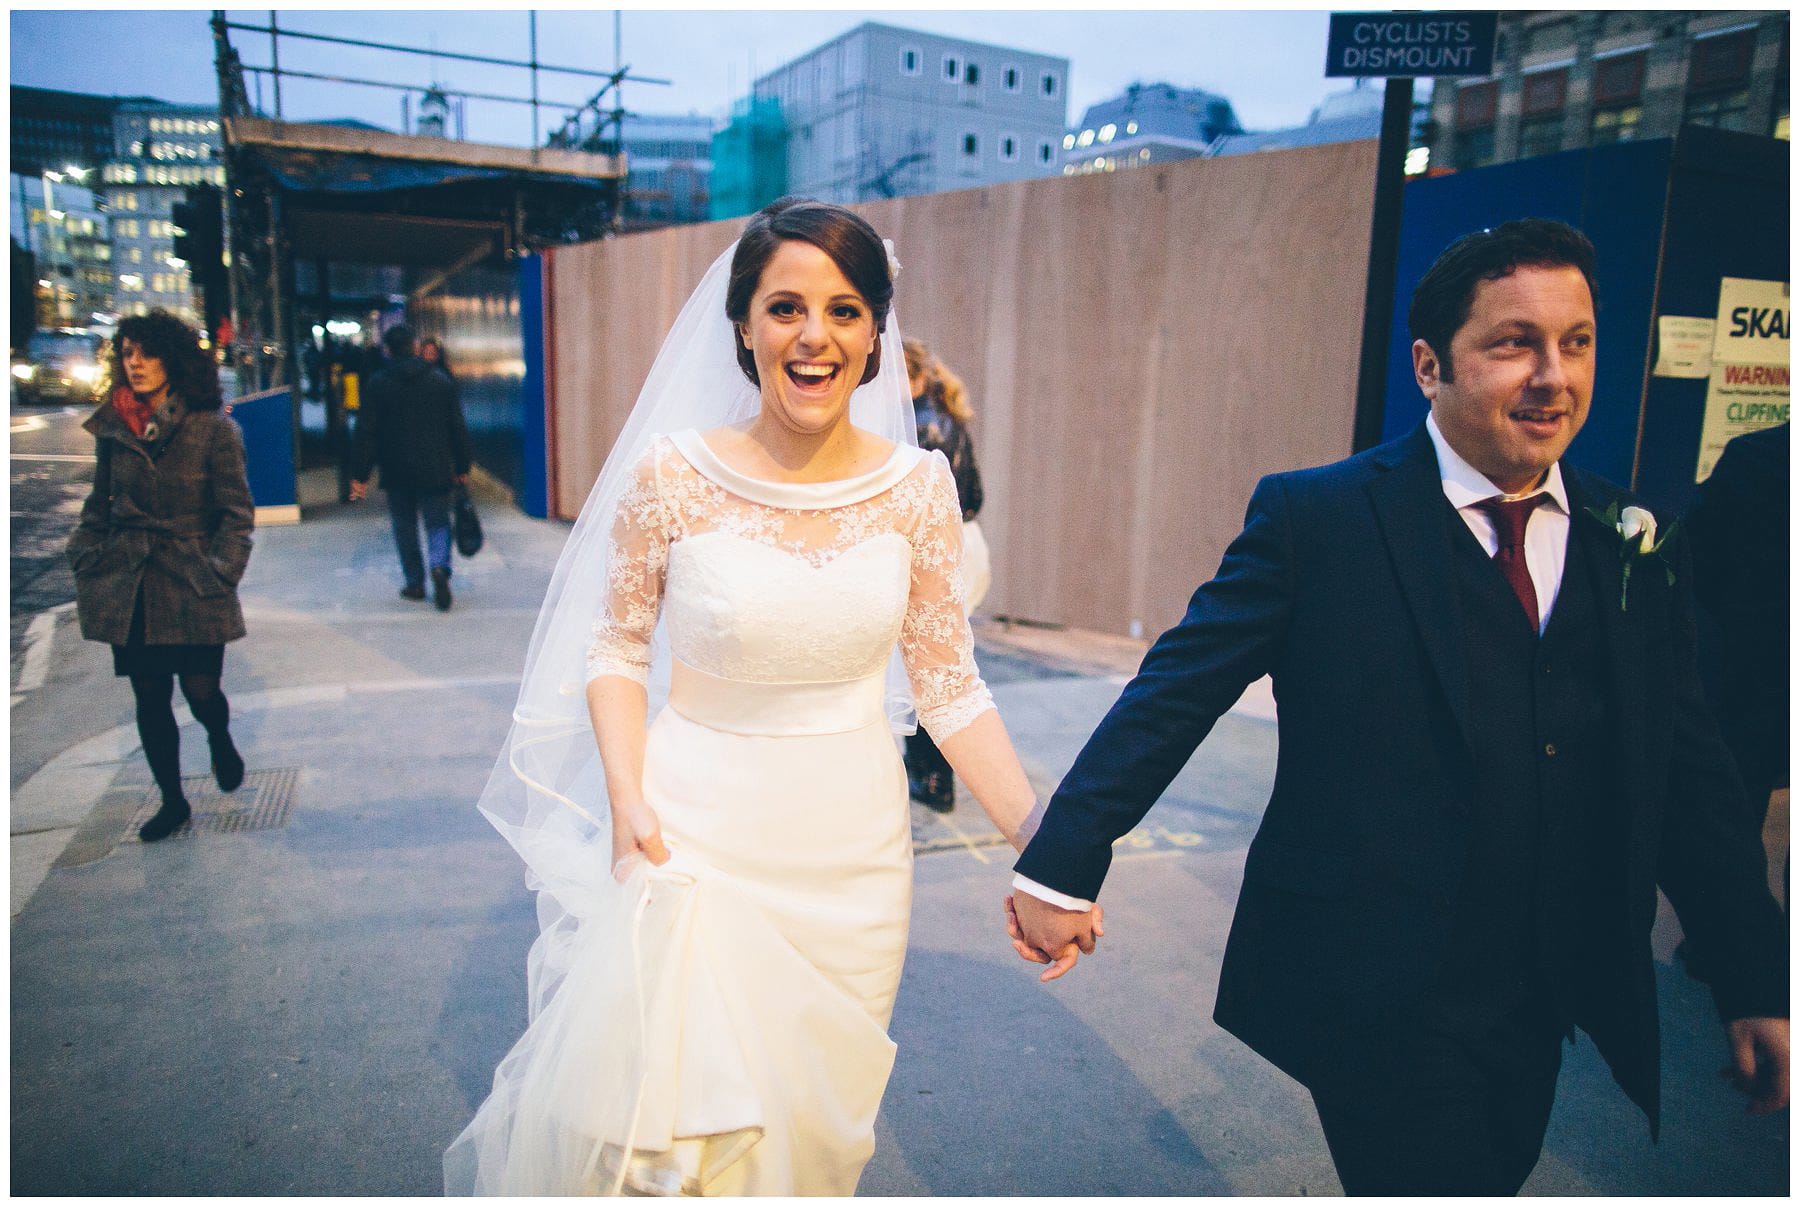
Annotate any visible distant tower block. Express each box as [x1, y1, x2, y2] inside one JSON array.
[[417, 85, 450, 138]]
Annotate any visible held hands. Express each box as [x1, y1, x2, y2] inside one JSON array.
[[611, 798, 671, 881], [1724, 1017, 1790, 1116], [1005, 892, 1104, 982]]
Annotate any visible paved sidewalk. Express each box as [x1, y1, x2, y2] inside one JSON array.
[[9, 486, 1788, 1195]]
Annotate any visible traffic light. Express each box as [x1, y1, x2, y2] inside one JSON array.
[[171, 185, 223, 271], [171, 185, 229, 337]]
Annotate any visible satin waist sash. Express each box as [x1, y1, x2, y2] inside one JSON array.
[[668, 659, 886, 737]]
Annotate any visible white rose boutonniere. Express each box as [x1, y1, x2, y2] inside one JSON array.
[[1585, 500, 1677, 612]]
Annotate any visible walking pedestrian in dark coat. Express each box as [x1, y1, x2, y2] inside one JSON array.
[[349, 324, 471, 611], [67, 309, 255, 841]]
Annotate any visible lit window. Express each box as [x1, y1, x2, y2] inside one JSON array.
[[1098, 123, 1117, 143], [1076, 129, 1095, 147], [1126, 121, 1138, 135], [1062, 133, 1075, 149]]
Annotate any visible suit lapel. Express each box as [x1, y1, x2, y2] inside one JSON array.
[[1367, 425, 1477, 755]]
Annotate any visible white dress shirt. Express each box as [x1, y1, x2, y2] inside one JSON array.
[[1012, 414, 1573, 914]]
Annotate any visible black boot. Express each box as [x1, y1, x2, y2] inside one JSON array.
[[211, 731, 245, 793], [905, 731, 955, 813], [140, 793, 192, 842], [431, 565, 453, 612]]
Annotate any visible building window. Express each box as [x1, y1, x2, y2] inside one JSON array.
[[1593, 51, 1647, 107], [1003, 66, 1020, 92], [1689, 28, 1755, 93], [944, 55, 959, 82], [1039, 140, 1055, 163], [1042, 73, 1058, 97], [965, 62, 980, 86], [901, 48, 920, 76], [1590, 103, 1644, 145], [1454, 80, 1497, 169], [1518, 114, 1565, 158], [1518, 68, 1566, 158], [1454, 125, 1496, 169], [963, 133, 978, 156], [1522, 17, 1575, 56], [1000, 134, 1019, 162], [1684, 87, 1753, 132], [1685, 28, 1757, 133]]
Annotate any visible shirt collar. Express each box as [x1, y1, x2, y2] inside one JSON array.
[[1425, 413, 1569, 515]]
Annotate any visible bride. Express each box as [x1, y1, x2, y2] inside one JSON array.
[[444, 199, 1057, 1195]]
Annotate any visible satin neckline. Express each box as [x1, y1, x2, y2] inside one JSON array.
[[669, 429, 925, 510]]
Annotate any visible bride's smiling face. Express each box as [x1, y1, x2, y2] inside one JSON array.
[[739, 239, 877, 436]]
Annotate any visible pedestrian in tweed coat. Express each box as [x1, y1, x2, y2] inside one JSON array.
[[66, 310, 254, 840]]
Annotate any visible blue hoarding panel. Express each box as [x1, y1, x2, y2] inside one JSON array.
[[228, 386, 297, 511], [518, 253, 549, 519]]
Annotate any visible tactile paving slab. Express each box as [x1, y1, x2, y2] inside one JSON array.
[[125, 766, 299, 842]]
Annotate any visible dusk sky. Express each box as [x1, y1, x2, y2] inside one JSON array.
[[9, 7, 1415, 149]]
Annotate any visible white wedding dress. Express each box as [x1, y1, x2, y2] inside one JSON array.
[[446, 429, 993, 1196]]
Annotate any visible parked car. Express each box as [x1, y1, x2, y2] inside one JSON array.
[[12, 329, 107, 406]]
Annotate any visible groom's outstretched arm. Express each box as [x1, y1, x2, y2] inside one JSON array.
[[1014, 473, 1299, 914]]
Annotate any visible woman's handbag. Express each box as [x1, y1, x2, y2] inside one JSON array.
[[452, 485, 484, 558]]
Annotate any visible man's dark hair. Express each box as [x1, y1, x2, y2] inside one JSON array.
[[725, 196, 894, 387], [1407, 219, 1599, 381], [382, 324, 418, 358], [111, 309, 223, 411]]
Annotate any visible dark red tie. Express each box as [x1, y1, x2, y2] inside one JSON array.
[[1477, 494, 1546, 631]]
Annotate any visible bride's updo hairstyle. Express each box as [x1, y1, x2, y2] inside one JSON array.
[[725, 197, 894, 387]]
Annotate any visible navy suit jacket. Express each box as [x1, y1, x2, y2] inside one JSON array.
[[1016, 424, 1788, 1122]]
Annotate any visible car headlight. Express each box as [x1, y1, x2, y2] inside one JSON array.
[[12, 363, 34, 381], [70, 363, 101, 383]]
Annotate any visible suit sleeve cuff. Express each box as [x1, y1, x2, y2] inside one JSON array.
[[1011, 873, 1094, 912]]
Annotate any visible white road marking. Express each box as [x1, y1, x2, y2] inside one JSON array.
[[16, 604, 73, 694], [11, 415, 47, 433], [10, 453, 96, 463]]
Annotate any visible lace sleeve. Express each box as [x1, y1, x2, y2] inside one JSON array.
[[585, 443, 674, 686], [901, 453, 995, 739]]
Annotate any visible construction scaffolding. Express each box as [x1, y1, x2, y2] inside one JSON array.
[[208, 11, 640, 395]]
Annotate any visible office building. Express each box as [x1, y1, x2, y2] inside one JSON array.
[[745, 22, 1068, 205], [1429, 10, 1789, 172], [100, 101, 225, 324], [1062, 82, 1241, 175]]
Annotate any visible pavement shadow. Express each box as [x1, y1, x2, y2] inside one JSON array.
[[434, 887, 535, 1122], [871, 947, 1236, 1195]]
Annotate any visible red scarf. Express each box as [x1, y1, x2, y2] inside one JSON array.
[[111, 385, 154, 438]]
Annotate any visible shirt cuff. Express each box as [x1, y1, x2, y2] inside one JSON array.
[[1011, 873, 1094, 913]]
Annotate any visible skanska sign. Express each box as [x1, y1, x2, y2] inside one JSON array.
[[1325, 12, 1498, 78]]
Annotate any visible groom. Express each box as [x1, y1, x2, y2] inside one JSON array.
[[1008, 219, 1788, 1194]]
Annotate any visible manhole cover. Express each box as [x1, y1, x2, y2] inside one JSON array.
[[126, 766, 300, 841]]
